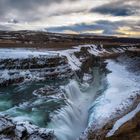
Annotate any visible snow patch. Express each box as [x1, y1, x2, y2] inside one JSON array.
[[107, 103, 140, 137], [0, 44, 128, 71], [0, 48, 57, 59], [88, 59, 140, 128], [83, 73, 93, 82]]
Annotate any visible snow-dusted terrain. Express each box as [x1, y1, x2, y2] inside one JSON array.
[[0, 45, 140, 140], [88, 59, 140, 128], [107, 102, 140, 137], [0, 48, 57, 59]]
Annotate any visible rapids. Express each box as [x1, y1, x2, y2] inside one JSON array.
[[0, 65, 107, 140], [47, 67, 107, 140], [0, 55, 139, 140]]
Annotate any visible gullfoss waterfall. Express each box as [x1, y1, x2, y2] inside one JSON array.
[[0, 46, 140, 140], [48, 67, 107, 140]]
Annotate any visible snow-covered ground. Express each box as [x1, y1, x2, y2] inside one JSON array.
[[88, 59, 140, 130], [0, 44, 133, 71], [0, 48, 57, 59], [0, 45, 139, 139], [106, 102, 140, 137], [0, 46, 90, 70], [48, 67, 104, 140]]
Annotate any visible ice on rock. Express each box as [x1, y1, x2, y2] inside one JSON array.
[[107, 103, 140, 137]]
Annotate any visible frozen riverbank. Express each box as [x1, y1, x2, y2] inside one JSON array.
[[0, 45, 140, 140]]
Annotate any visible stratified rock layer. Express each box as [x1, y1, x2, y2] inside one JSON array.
[[0, 44, 140, 140], [0, 55, 73, 87]]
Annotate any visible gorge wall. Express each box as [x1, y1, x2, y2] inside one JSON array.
[[0, 36, 140, 140]]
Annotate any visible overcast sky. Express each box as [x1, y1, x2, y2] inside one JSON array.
[[0, 0, 140, 37]]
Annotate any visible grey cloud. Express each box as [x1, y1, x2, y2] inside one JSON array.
[[0, 0, 77, 13], [46, 19, 140, 36], [0, 0, 139, 37], [8, 19, 19, 24], [0, 0, 72, 21], [90, 0, 137, 16], [48, 9, 86, 17], [0, 0, 62, 11], [0, 0, 82, 23], [46, 20, 124, 35], [0, 24, 13, 31]]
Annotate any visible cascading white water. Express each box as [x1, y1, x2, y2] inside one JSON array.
[[48, 68, 106, 140]]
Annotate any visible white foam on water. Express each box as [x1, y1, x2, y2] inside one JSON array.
[[88, 59, 140, 129], [48, 68, 104, 140]]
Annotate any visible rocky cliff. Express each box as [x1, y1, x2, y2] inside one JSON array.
[[0, 32, 140, 140]]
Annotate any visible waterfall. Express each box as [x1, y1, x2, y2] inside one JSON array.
[[48, 67, 105, 140]]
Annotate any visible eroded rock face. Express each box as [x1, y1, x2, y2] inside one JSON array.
[[75, 47, 98, 73], [79, 94, 140, 140], [126, 48, 140, 57], [0, 45, 139, 87], [79, 50, 140, 140], [0, 76, 24, 87], [105, 111, 140, 140], [0, 45, 140, 140], [0, 116, 54, 140], [0, 56, 67, 69], [33, 85, 64, 99], [0, 55, 73, 87]]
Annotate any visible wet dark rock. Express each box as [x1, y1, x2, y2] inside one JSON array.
[[126, 48, 140, 57], [74, 46, 99, 80], [33, 85, 64, 99], [105, 111, 140, 140], [0, 40, 140, 140], [0, 55, 67, 70], [0, 115, 54, 140], [0, 55, 73, 87], [79, 94, 140, 140], [0, 117, 15, 134], [0, 76, 24, 87]]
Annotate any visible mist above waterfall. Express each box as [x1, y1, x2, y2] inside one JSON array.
[[48, 67, 107, 140], [0, 47, 139, 140]]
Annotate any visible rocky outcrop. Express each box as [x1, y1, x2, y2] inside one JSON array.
[[0, 55, 67, 69], [126, 48, 140, 57], [0, 55, 73, 87], [0, 115, 54, 140], [0, 43, 140, 140], [75, 47, 98, 73], [0, 44, 139, 87], [33, 85, 64, 99], [79, 50, 140, 140], [79, 92, 140, 140], [105, 111, 140, 140]]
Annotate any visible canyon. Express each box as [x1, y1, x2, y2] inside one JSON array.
[[0, 31, 140, 140]]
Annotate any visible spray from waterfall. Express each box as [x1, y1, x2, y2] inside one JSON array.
[[48, 67, 106, 140]]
